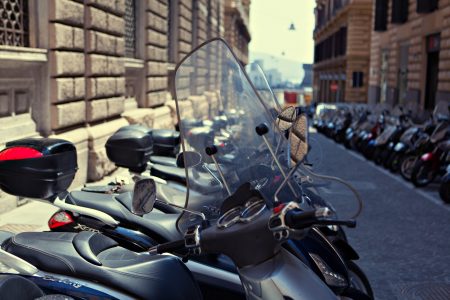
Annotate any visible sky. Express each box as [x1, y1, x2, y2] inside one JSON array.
[[248, 0, 315, 82]]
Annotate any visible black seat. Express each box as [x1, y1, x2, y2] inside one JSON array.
[[150, 165, 223, 195], [149, 155, 177, 167], [150, 164, 187, 184], [67, 191, 182, 241], [2, 232, 202, 300]]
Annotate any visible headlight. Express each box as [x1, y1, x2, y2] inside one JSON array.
[[310, 253, 348, 288]]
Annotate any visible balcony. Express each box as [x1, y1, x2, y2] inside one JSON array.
[[314, 0, 350, 33], [226, 0, 250, 35]]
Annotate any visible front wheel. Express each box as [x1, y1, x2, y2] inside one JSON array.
[[373, 147, 384, 165], [388, 153, 403, 173], [439, 180, 450, 204], [400, 155, 417, 181], [341, 261, 374, 300], [411, 160, 437, 187]]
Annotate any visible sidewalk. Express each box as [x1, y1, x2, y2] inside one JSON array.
[[0, 167, 129, 233]]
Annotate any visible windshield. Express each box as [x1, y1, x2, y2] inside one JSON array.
[[433, 100, 450, 121], [247, 63, 282, 120], [174, 39, 300, 231]]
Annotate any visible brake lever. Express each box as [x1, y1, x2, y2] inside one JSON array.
[[316, 219, 356, 228]]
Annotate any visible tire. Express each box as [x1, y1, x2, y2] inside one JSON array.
[[363, 144, 375, 160], [382, 151, 394, 169], [411, 160, 437, 187], [344, 137, 352, 149], [439, 181, 450, 204], [388, 153, 403, 173], [373, 147, 384, 165], [400, 155, 417, 181], [345, 261, 374, 300]]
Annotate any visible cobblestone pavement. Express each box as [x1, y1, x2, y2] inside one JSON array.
[[308, 132, 450, 300]]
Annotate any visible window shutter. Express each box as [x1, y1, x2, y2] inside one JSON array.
[[352, 72, 364, 88], [392, 0, 409, 24], [374, 0, 388, 32], [416, 0, 438, 13]]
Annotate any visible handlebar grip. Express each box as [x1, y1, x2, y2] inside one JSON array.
[[155, 239, 185, 254], [284, 208, 356, 229], [284, 209, 317, 229]]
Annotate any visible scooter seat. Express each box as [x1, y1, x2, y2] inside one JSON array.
[[151, 164, 186, 184], [149, 155, 177, 167], [2, 231, 201, 300], [67, 191, 182, 241], [151, 165, 223, 195]]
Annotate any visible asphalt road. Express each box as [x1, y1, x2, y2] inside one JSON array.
[[308, 131, 450, 300]]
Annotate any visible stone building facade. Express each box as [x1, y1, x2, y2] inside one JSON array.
[[368, 0, 450, 110], [0, 0, 250, 212], [313, 0, 373, 103]]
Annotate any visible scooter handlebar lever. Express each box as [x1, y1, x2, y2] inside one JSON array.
[[284, 207, 356, 229], [150, 239, 185, 254]]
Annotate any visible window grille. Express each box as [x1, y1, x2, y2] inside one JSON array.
[[124, 0, 136, 57], [0, 0, 29, 47]]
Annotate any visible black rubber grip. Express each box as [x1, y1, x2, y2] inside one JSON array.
[[284, 209, 317, 229], [205, 145, 218, 156], [255, 123, 269, 136], [156, 239, 185, 254]]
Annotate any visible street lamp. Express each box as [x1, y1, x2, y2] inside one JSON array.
[[289, 22, 296, 31]]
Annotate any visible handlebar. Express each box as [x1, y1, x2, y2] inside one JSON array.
[[284, 207, 356, 230], [149, 239, 185, 254]]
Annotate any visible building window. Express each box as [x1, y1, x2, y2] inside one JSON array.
[[0, 0, 29, 47], [192, 0, 199, 47], [352, 72, 364, 88], [314, 27, 346, 63], [392, 0, 409, 24], [417, 0, 438, 14], [0, 89, 30, 117], [374, 0, 388, 32], [124, 0, 136, 58]]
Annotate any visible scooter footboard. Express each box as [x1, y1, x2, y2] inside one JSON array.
[[238, 248, 338, 300]]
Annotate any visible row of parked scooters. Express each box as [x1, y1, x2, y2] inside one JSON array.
[[313, 101, 450, 203], [0, 39, 373, 299]]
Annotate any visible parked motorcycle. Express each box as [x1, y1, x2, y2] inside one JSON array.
[[370, 109, 411, 165], [440, 164, 450, 203], [165, 38, 372, 299], [411, 139, 450, 187], [405, 102, 449, 184]]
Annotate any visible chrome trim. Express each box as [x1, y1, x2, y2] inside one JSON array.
[[0, 249, 38, 275], [240, 201, 266, 223], [210, 154, 232, 196], [217, 201, 267, 229], [184, 259, 243, 292], [54, 196, 119, 227], [217, 207, 242, 229]]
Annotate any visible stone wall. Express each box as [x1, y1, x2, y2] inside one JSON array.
[[146, 0, 170, 108], [48, 0, 89, 184]]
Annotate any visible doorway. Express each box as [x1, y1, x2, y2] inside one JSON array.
[[425, 52, 439, 110], [397, 44, 409, 105], [425, 33, 440, 110]]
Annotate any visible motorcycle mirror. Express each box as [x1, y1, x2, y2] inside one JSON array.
[[176, 151, 203, 168], [276, 106, 298, 131], [290, 114, 309, 164], [131, 178, 157, 215]]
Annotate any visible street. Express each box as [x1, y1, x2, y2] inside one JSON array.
[[309, 131, 450, 300]]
